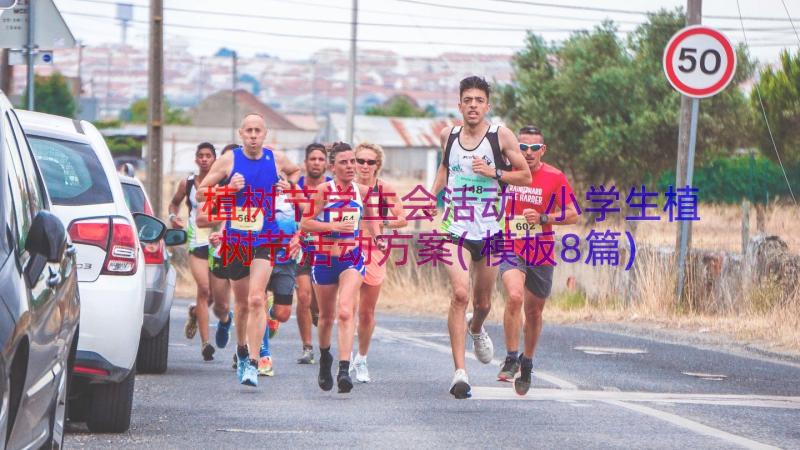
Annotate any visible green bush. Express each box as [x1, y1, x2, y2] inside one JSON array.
[[657, 154, 800, 204]]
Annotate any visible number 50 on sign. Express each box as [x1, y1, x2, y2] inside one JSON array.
[[663, 25, 737, 99]]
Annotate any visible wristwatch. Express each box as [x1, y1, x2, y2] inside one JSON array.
[[494, 168, 503, 180], [539, 213, 549, 225], [382, 219, 390, 227]]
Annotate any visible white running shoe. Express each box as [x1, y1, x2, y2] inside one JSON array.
[[449, 369, 471, 399], [352, 354, 371, 383], [466, 313, 494, 364]]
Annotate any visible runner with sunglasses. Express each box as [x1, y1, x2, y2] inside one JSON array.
[[498, 126, 579, 395], [352, 143, 407, 383]]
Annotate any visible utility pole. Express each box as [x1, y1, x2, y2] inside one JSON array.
[[231, 50, 237, 144], [26, 0, 37, 110], [0, 50, 11, 94], [675, 0, 702, 301], [147, 0, 164, 217], [346, 0, 357, 143]]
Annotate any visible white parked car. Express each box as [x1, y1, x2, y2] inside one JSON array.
[[17, 110, 145, 433]]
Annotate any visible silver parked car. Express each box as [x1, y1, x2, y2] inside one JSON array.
[[119, 175, 185, 374]]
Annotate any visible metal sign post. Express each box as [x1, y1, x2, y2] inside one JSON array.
[[663, 24, 737, 301]]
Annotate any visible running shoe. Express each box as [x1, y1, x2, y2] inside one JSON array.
[[241, 361, 258, 387], [337, 371, 353, 394], [497, 355, 520, 382], [258, 356, 274, 377], [352, 354, 370, 383], [297, 347, 315, 365], [236, 355, 248, 382], [184, 304, 197, 339], [318, 351, 333, 391], [215, 311, 233, 349], [466, 313, 494, 364], [201, 343, 215, 361], [449, 369, 472, 399], [267, 295, 280, 338], [514, 364, 533, 396]]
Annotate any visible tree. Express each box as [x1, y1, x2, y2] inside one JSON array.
[[20, 72, 76, 118], [751, 49, 800, 168], [495, 10, 755, 190], [365, 95, 430, 118], [124, 98, 190, 125]]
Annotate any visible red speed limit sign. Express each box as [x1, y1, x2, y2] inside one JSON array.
[[663, 25, 737, 98]]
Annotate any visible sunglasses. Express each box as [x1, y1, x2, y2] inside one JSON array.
[[519, 143, 544, 152], [356, 158, 378, 166]]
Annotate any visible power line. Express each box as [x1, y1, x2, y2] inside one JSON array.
[[480, 0, 800, 22], [779, 0, 800, 47], [66, 0, 609, 34], [735, 0, 797, 205], [60, 10, 524, 49]]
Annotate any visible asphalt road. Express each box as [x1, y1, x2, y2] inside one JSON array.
[[66, 298, 800, 449]]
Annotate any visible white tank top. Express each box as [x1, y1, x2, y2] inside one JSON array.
[[441, 125, 505, 240]]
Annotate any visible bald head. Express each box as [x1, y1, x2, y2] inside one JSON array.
[[239, 113, 267, 153], [240, 113, 266, 129]]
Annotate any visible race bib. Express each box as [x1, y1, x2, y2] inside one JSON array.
[[454, 173, 495, 199], [338, 210, 361, 225], [507, 215, 537, 236], [230, 209, 264, 232]]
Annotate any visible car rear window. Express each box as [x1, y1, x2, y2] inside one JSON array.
[[121, 182, 147, 214], [27, 135, 114, 206]]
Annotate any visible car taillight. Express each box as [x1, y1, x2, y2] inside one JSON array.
[[143, 241, 164, 265], [69, 217, 138, 275], [103, 218, 138, 275], [68, 219, 110, 250]]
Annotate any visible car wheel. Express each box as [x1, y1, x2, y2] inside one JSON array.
[[85, 366, 135, 433], [136, 317, 169, 374]]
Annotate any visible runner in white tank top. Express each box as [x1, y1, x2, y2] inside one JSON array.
[[424, 76, 532, 399]]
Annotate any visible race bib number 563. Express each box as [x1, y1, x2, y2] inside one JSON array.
[[230, 210, 264, 232]]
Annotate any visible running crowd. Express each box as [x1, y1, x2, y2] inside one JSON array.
[[167, 76, 578, 399]]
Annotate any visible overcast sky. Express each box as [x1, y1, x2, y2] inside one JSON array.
[[51, 0, 800, 64]]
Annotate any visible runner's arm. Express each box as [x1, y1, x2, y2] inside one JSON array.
[[498, 127, 532, 187], [360, 184, 381, 240], [429, 127, 451, 196], [195, 201, 225, 228], [168, 179, 187, 228], [381, 180, 407, 229], [195, 153, 233, 203], [300, 185, 334, 234]]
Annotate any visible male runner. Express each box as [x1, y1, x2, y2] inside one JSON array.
[[169, 142, 217, 361], [498, 125, 578, 396], [295, 143, 331, 365], [426, 76, 531, 399], [198, 113, 300, 387]]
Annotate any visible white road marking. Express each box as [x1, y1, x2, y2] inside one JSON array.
[[606, 401, 781, 450], [216, 429, 309, 434], [683, 371, 728, 381], [574, 346, 648, 355], [470, 387, 800, 409], [378, 326, 783, 449]]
